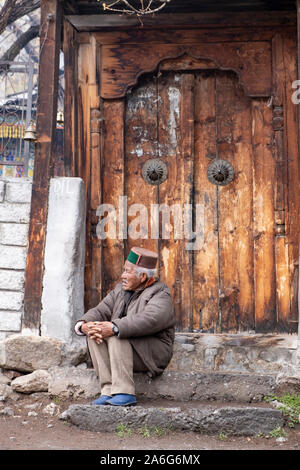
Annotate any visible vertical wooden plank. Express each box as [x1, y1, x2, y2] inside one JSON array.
[[272, 33, 292, 330], [63, 19, 77, 177], [283, 31, 299, 329], [193, 71, 219, 332], [76, 86, 84, 181], [157, 72, 184, 330], [124, 75, 158, 259], [77, 42, 92, 192], [101, 99, 125, 296], [23, 0, 62, 331], [77, 37, 103, 309], [78, 41, 92, 310], [156, 72, 194, 331], [216, 71, 254, 332], [180, 73, 194, 330], [180, 73, 194, 331], [252, 99, 276, 332], [90, 102, 103, 304], [89, 37, 103, 306]]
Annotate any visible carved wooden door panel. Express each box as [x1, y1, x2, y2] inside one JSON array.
[[122, 69, 258, 332], [107, 70, 290, 332], [72, 28, 298, 334], [100, 67, 297, 333]]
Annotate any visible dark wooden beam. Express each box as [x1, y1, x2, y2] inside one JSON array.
[[63, 19, 78, 177], [63, 0, 296, 16], [297, 0, 300, 148], [66, 10, 296, 31], [64, 0, 80, 14], [297, 0, 300, 339], [23, 0, 63, 332]]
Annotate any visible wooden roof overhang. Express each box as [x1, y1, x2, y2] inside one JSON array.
[[23, 0, 300, 332], [63, 0, 296, 16]]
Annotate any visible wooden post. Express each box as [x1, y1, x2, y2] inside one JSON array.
[[297, 0, 300, 353], [63, 18, 77, 177], [23, 0, 63, 332]]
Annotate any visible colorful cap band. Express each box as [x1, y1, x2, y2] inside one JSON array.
[[127, 250, 140, 265]]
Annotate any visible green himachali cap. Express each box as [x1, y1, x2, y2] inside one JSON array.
[[127, 247, 158, 269]]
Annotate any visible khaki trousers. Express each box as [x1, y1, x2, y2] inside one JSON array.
[[87, 336, 138, 396]]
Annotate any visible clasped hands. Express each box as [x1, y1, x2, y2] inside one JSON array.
[[81, 321, 114, 344]]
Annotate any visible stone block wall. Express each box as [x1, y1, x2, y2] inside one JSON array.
[[0, 177, 86, 346], [0, 178, 32, 338]]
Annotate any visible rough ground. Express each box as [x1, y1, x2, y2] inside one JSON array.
[[0, 393, 299, 451]]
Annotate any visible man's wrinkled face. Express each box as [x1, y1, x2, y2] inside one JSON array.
[[121, 261, 146, 291]]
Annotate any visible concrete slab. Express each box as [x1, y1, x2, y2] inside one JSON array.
[[41, 177, 86, 345]]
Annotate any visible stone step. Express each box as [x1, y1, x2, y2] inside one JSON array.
[[134, 370, 278, 403], [60, 401, 284, 437], [5, 364, 299, 404]]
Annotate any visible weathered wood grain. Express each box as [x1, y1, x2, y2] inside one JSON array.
[[193, 71, 219, 332], [101, 99, 125, 296], [124, 74, 159, 258], [100, 41, 271, 100], [77, 38, 103, 309], [63, 19, 77, 177], [68, 11, 296, 31], [70, 25, 298, 333], [179, 73, 194, 331], [252, 99, 276, 332], [216, 72, 254, 332], [157, 72, 184, 329], [23, 0, 62, 331], [272, 33, 291, 330], [283, 32, 299, 329]]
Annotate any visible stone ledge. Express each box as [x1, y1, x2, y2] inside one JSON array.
[[169, 333, 300, 376], [0, 334, 87, 372], [5, 365, 300, 405], [134, 370, 276, 403], [61, 403, 284, 436]]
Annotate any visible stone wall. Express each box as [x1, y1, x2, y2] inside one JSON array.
[[0, 178, 32, 338], [0, 177, 86, 346]]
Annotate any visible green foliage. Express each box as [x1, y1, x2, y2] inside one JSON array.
[[116, 422, 172, 438], [269, 427, 288, 439], [116, 423, 132, 438], [138, 425, 151, 438], [265, 393, 300, 428]]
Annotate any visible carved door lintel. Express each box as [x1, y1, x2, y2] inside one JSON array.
[[99, 42, 272, 99]]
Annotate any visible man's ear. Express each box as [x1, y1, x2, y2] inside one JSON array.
[[141, 273, 148, 283]]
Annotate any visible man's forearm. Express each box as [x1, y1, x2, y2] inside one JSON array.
[[74, 320, 115, 344]]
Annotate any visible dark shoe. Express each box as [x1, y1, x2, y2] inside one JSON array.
[[106, 394, 137, 406], [92, 395, 112, 405]]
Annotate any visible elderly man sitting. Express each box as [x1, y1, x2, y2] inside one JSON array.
[[75, 247, 176, 406]]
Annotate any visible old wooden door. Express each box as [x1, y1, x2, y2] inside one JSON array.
[[99, 67, 298, 334]]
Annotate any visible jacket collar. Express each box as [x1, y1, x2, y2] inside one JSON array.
[[121, 278, 158, 299]]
